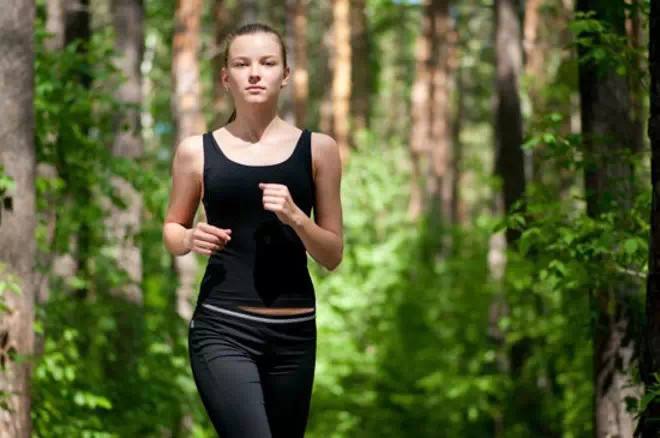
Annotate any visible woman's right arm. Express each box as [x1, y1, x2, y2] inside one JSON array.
[[162, 135, 203, 256], [163, 135, 232, 257]]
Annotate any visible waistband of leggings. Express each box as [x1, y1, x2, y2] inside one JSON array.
[[198, 302, 316, 324]]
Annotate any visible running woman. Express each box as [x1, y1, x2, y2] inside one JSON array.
[[163, 22, 344, 438]]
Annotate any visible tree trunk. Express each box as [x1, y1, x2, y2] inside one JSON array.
[[625, 0, 645, 154], [332, 0, 351, 165], [522, 0, 543, 108], [576, 1, 642, 437], [407, 0, 433, 221], [212, 0, 232, 128], [450, 38, 464, 227], [426, 0, 453, 228], [172, 0, 205, 322], [350, 0, 370, 137], [102, 0, 146, 387], [494, 0, 525, 244], [0, 1, 36, 436], [638, 1, 660, 436], [108, 0, 144, 305], [292, 0, 309, 127], [489, 0, 526, 435], [241, 0, 258, 24]]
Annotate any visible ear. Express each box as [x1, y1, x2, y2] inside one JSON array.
[[281, 66, 291, 88], [221, 67, 229, 90]]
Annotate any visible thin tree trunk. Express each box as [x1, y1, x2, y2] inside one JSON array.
[[172, 0, 205, 322], [212, 0, 231, 128], [625, 0, 645, 154], [489, 0, 526, 435], [103, 0, 145, 387], [640, 1, 660, 436], [332, 0, 351, 165], [494, 0, 525, 244], [407, 0, 433, 221], [350, 0, 370, 137], [108, 0, 144, 305], [0, 1, 36, 436], [241, 0, 258, 24], [292, 0, 309, 127], [523, 0, 543, 108], [576, 1, 642, 437], [64, 0, 93, 302], [426, 0, 453, 228], [449, 35, 464, 227]]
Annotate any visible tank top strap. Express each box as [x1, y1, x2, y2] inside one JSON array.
[[202, 131, 218, 169], [299, 128, 315, 206]]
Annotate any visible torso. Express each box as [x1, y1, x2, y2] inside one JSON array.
[[198, 124, 318, 316]]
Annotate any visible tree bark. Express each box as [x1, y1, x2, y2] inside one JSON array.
[[0, 1, 36, 436], [407, 0, 433, 221], [639, 1, 660, 436], [332, 0, 352, 166], [576, 1, 642, 437], [350, 0, 370, 137], [108, 0, 144, 305], [212, 0, 232, 128], [172, 0, 205, 322], [292, 0, 309, 127], [494, 0, 525, 244], [426, 0, 454, 228]]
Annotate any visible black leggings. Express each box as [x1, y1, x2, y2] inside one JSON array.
[[187, 303, 317, 438]]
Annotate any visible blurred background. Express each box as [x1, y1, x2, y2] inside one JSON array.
[[0, 0, 656, 436]]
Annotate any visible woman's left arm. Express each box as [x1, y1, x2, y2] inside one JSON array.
[[259, 132, 343, 270], [291, 132, 343, 271]]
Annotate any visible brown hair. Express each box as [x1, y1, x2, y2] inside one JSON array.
[[222, 22, 288, 124]]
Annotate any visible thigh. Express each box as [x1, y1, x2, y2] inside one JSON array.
[[260, 320, 317, 438], [188, 318, 272, 438]]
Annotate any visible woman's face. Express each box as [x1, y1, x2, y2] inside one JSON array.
[[223, 33, 289, 106]]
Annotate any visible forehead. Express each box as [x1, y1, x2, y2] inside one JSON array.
[[229, 33, 280, 59]]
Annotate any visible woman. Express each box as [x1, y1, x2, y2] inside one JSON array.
[[162, 22, 343, 437]]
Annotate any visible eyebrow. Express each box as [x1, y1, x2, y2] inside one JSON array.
[[231, 55, 278, 61]]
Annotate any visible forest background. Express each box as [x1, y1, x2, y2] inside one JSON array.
[[1, 0, 659, 437]]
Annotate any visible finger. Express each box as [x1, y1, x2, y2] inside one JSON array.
[[261, 185, 286, 194], [200, 222, 232, 239], [195, 240, 219, 252], [263, 202, 282, 211], [195, 230, 223, 245], [262, 195, 283, 203], [193, 247, 212, 256]]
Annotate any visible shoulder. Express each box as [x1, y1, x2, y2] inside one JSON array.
[[309, 131, 340, 179], [172, 134, 204, 175], [310, 131, 338, 162], [174, 134, 204, 161]]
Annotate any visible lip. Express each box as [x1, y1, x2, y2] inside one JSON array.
[[246, 86, 266, 91]]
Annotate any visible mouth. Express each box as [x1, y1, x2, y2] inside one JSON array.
[[246, 87, 266, 91]]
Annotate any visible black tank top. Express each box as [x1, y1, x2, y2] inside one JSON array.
[[197, 128, 316, 310]]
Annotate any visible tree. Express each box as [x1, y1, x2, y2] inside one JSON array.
[[332, 0, 352, 164], [639, 1, 660, 436], [0, 1, 36, 436], [171, 0, 205, 322], [576, 1, 642, 436]]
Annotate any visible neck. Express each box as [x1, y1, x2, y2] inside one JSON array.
[[229, 104, 281, 143]]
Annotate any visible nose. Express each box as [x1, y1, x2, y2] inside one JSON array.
[[249, 64, 261, 78]]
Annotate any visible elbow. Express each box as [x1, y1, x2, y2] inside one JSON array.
[[162, 222, 188, 257], [325, 245, 343, 272]]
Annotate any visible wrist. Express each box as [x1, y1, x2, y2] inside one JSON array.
[[290, 209, 309, 231], [182, 228, 193, 252]]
